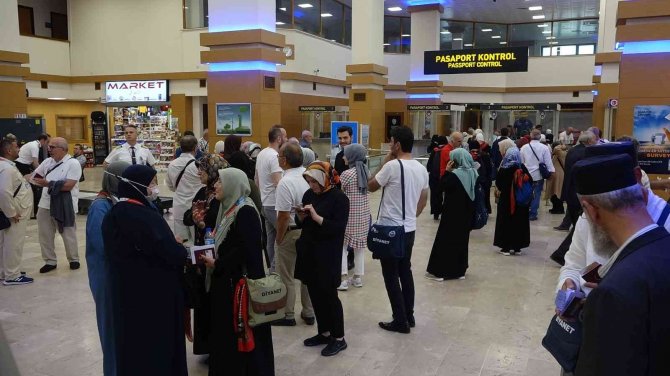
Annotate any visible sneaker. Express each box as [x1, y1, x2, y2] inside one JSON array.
[[3, 275, 34, 286], [304, 333, 331, 347], [351, 277, 363, 288], [337, 279, 350, 291], [553, 225, 570, 232], [499, 249, 512, 256], [69, 261, 80, 270], [424, 272, 444, 282], [39, 264, 57, 273], [321, 338, 347, 357]]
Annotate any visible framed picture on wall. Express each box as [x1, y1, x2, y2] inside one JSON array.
[[215, 103, 252, 136]]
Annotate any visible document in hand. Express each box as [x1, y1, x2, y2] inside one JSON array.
[[189, 245, 214, 265]]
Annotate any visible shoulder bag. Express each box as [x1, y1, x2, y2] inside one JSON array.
[[0, 184, 24, 230], [175, 159, 196, 189], [367, 159, 406, 259], [530, 144, 552, 180], [541, 203, 670, 372]]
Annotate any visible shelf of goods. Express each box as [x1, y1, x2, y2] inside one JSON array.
[[112, 108, 177, 171]]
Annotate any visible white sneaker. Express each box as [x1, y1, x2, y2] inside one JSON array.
[[424, 272, 444, 282], [337, 279, 349, 291], [351, 277, 363, 288]]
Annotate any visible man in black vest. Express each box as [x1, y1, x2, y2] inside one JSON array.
[[572, 154, 670, 375]]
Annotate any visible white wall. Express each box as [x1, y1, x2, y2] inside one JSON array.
[[280, 29, 351, 81], [20, 36, 70, 75], [507, 56, 595, 87], [68, 0, 185, 75], [17, 0, 67, 38], [384, 53, 411, 85], [0, 0, 22, 52]]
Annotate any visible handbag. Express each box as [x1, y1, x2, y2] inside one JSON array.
[[367, 159, 406, 259], [0, 184, 24, 231], [529, 144, 552, 180], [542, 314, 583, 373], [245, 273, 287, 327]]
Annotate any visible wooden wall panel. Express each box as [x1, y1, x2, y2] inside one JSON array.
[[592, 83, 619, 132], [0, 82, 28, 118], [619, 54, 670, 98], [170, 94, 193, 133]]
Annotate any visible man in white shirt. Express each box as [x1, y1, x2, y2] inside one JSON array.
[[558, 127, 575, 146], [16, 134, 49, 218], [520, 129, 555, 220], [368, 126, 429, 334], [273, 143, 315, 326], [166, 135, 203, 245], [32, 137, 82, 273], [0, 138, 34, 285], [255, 126, 287, 272], [104, 125, 155, 167]]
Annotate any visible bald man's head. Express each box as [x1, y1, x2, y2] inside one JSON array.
[[449, 132, 463, 148]]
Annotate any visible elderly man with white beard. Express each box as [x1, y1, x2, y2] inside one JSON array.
[[562, 154, 670, 376]]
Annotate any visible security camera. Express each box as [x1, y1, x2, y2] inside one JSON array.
[[313, 68, 320, 75]]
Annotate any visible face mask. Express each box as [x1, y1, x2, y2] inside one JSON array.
[[147, 186, 160, 201]]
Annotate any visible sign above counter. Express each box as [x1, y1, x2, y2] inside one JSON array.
[[299, 106, 336, 112], [424, 47, 529, 75], [477, 103, 560, 111], [105, 80, 169, 103]]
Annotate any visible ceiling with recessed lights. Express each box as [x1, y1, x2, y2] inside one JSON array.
[[338, 0, 599, 23]]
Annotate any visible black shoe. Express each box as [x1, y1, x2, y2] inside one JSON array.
[[39, 264, 56, 273], [271, 318, 296, 327], [553, 225, 570, 232], [69, 262, 80, 270], [549, 209, 565, 214], [378, 321, 410, 334], [321, 339, 347, 357], [304, 333, 331, 347], [433, 214, 440, 221], [408, 316, 416, 328], [301, 314, 315, 326], [550, 253, 565, 266]]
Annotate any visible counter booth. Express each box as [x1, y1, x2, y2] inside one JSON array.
[[299, 106, 349, 158], [468, 103, 561, 141], [406, 104, 467, 151]]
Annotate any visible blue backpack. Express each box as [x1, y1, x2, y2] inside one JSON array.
[[514, 167, 534, 206]]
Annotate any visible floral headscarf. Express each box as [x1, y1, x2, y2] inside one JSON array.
[[199, 154, 229, 189], [303, 161, 339, 194]]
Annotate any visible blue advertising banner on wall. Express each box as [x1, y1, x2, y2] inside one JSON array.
[[633, 105, 670, 174]]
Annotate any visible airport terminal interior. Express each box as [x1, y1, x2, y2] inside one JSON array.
[[1, 0, 670, 375]]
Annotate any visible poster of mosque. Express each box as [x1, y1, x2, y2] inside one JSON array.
[[216, 103, 252, 136], [633, 105, 670, 174]]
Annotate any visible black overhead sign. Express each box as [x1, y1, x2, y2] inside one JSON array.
[[479, 103, 559, 111], [407, 104, 451, 111], [299, 106, 336, 112], [424, 47, 529, 75]]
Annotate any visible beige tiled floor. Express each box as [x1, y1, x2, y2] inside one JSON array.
[[0, 167, 564, 375]]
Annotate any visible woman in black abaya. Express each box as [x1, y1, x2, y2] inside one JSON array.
[[102, 165, 188, 376], [425, 148, 478, 281]]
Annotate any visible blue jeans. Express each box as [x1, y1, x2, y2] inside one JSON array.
[[530, 180, 544, 219]]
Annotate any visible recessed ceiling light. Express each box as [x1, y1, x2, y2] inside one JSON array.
[[482, 28, 493, 32], [529, 6, 543, 11], [549, 41, 559, 45], [440, 31, 450, 34], [537, 24, 549, 28], [491, 36, 501, 39], [542, 30, 551, 34], [387, 6, 403, 12], [276, 21, 285, 25], [533, 15, 546, 19], [321, 13, 332, 17], [383, 43, 391, 46], [500, 41, 507, 45], [297, 3, 313, 8], [546, 36, 556, 39], [453, 37, 463, 41], [279, 7, 286, 11], [48, 97, 66, 100], [464, 43, 473, 47], [401, 34, 410, 37]]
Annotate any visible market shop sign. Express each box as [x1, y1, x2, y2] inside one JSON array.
[[424, 47, 529, 75], [105, 80, 169, 103]]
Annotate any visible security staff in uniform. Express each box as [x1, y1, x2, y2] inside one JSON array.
[[104, 125, 155, 167]]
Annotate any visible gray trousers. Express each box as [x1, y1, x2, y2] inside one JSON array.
[[275, 229, 313, 320], [0, 216, 28, 280], [262, 206, 277, 272], [37, 207, 79, 265]]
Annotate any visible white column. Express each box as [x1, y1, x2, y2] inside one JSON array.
[[208, 0, 276, 32], [0, 1, 21, 53], [409, 9, 441, 81], [598, 0, 624, 52], [351, 0, 384, 66]]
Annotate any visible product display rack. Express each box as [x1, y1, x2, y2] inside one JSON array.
[[110, 107, 177, 170]]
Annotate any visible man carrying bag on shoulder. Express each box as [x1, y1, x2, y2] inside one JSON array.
[[368, 126, 429, 334]]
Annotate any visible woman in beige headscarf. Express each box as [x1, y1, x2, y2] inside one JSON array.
[[545, 144, 568, 214]]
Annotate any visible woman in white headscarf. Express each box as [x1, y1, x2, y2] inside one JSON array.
[[201, 168, 274, 375]]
